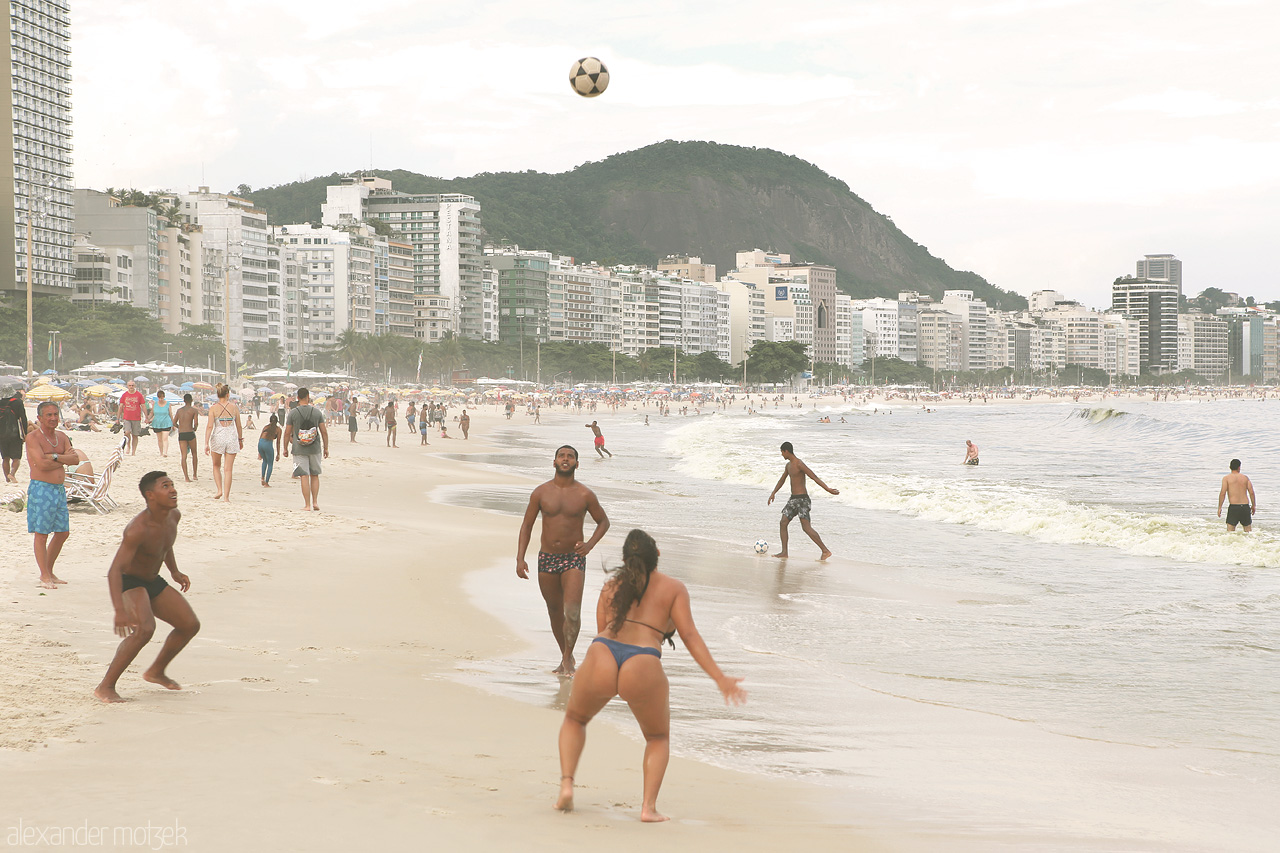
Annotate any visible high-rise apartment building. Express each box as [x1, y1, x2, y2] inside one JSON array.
[[1112, 277, 1178, 373], [733, 251, 840, 366], [73, 189, 159, 314], [1136, 254, 1181, 296], [70, 235, 133, 309], [386, 240, 416, 337], [489, 249, 550, 343], [3, 0, 74, 300], [277, 222, 378, 348], [941, 290, 989, 372], [324, 175, 482, 339], [1177, 311, 1228, 381], [174, 188, 278, 361]]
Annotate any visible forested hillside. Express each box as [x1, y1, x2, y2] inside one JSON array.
[[247, 141, 1024, 308]]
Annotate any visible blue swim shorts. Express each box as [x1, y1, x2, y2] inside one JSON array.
[[27, 480, 70, 535]]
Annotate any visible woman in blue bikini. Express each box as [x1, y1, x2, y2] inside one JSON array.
[[555, 529, 747, 822]]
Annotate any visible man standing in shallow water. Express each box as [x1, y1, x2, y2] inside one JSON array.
[[516, 445, 610, 676], [1218, 458, 1258, 532], [768, 440, 840, 560], [94, 471, 200, 703]]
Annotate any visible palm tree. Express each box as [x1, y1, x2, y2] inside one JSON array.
[[328, 329, 364, 377], [244, 339, 284, 370]]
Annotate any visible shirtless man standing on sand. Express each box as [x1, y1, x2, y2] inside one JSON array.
[[768, 441, 840, 560], [94, 471, 200, 703], [516, 445, 610, 676], [174, 394, 199, 482], [1218, 458, 1258, 532]]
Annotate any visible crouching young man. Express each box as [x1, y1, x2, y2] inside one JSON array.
[[94, 471, 200, 703]]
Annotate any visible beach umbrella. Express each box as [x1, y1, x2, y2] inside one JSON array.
[[85, 385, 114, 396], [0, 376, 27, 395], [133, 375, 149, 383], [25, 384, 71, 402], [109, 378, 125, 385], [42, 368, 57, 375], [74, 378, 96, 387], [193, 381, 214, 390]]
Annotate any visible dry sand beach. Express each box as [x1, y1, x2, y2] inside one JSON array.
[[0, 407, 935, 852]]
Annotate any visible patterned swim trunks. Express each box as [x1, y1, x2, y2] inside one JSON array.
[[538, 551, 586, 574], [781, 494, 812, 521], [27, 480, 70, 534]]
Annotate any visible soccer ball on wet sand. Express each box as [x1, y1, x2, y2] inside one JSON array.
[[569, 57, 609, 98], [753, 539, 769, 554]]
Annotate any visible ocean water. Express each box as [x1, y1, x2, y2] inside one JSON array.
[[447, 398, 1279, 850]]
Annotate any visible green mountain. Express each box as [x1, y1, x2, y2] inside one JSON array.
[[247, 140, 1025, 309]]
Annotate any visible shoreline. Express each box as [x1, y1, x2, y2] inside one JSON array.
[[0, 413, 918, 851], [3, 402, 1270, 850]]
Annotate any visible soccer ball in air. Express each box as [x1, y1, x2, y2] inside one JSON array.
[[569, 57, 609, 98], [754, 539, 769, 554]]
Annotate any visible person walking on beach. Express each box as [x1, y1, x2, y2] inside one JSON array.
[[555, 529, 747, 821], [258, 414, 282, 487], [384, 401, 398, 448], [586, 421, 611, 458], [204, 384, 243, 502], [147, 389, 174, 457], [1218, 458, 1258, 532], [1, 389, 28, 483], [768, 441, 840, 560], [174, 394, 199, 482], [516, 445, 610, 677], [283, 387, 329, 512], [25, 401, 88, 588], [348, 408, 358, 443], [459, 409, 470, 440], [94, 471, 199, 703], [118, 380, 145, 456], [963, 440, 980, 466]]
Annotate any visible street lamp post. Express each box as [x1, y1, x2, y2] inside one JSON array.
[[48, 330, 61, 374], [223, 237, 245, 385]]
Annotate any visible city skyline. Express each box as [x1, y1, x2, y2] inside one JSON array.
[[72, 1, 1280, 312]]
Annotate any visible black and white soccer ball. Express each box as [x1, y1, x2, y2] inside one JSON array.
[[569, 57, 609, 98]]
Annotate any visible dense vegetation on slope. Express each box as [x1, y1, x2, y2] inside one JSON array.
[[247, 141, 1025, 308]]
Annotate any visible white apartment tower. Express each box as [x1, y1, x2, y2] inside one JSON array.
[[323, 175, 482, 339], [175, 189, 279, 362], [3, 0, 74, 300]]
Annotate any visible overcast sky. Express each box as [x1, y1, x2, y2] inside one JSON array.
[[74, 0, 1280, 310]]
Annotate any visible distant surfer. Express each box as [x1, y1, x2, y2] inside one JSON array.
[[1218, 458, 1257, 532], [963, 440, 979, 466], [767, 441, 839, 560]]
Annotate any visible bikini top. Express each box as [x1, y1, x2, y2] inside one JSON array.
[[625, 619, 676, 649]]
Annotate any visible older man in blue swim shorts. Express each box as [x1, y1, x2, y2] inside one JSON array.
[[25, 402, 88, 588]]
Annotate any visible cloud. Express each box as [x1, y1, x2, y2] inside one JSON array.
[[69, 0, 1280, 305], [1105, 89, 1254, 118]]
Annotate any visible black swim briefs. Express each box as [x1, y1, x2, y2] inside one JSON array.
[[121, 574, 170, 599]]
